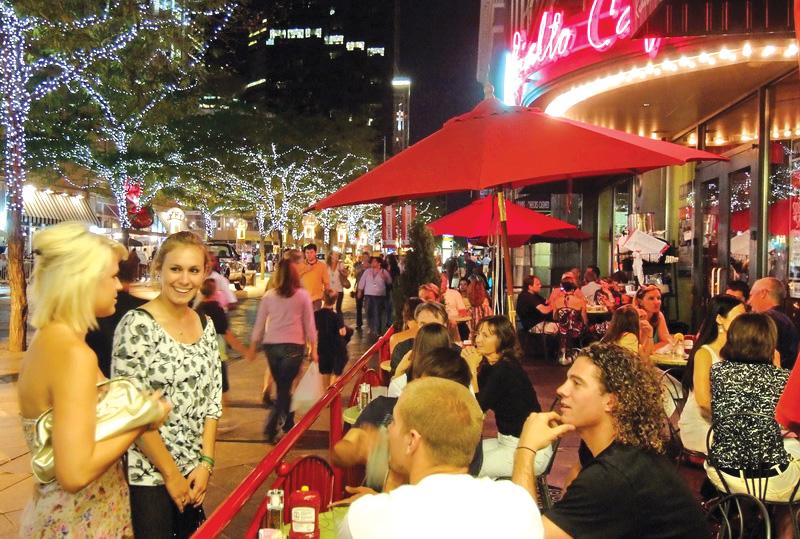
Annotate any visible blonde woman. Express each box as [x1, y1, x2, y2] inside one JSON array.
[[112, 231, 222, 538], [18, 222, 168, 537]]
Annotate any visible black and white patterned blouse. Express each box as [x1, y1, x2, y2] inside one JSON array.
[[710, 361, 790, 471], [111, 308, 222, 486]]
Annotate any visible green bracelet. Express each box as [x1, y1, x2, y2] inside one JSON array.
[[199, 454, 215, 467]]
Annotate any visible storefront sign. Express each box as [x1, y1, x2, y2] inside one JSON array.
[[382, 204, 397, 248], [509, 0, 661, 103], [400, 204, 416, 247]]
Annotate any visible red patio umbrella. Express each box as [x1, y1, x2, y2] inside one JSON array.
[[310, 97, 726, 211], [309, 95, 727, 322], [427, 195, 579, 248]]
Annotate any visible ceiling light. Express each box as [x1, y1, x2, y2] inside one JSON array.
[[785, 43, 798, 58], [742, 43, 753, 57], [642, 103, 650, 107], [761, 45, 776, 58], [784, 128, 792, 138]]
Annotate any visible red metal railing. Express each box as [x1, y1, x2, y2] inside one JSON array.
[[193, 327, 394, 538]]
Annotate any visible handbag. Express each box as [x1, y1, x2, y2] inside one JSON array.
[[339, 264, 351, 289], [30, 377, 164, 484]]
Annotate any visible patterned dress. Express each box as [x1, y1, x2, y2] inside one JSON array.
[[111, 309, 222, 485], [19, 419, 133, 538]]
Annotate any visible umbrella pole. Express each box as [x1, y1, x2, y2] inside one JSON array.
[[496, 191, 516, 326]]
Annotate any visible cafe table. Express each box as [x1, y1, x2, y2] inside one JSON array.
[[651, 353, 688, 368], [280, 506, 349, 539]]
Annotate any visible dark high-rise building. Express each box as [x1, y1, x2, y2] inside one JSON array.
[[241, 1, 394, 141]]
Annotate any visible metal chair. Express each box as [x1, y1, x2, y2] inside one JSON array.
[[271, 455, 336, 522], [706, 412, 800, 537], [554, 307, 586, 364], [347, 368, 383, 407], [535, 397, 563, 510], [704, 493, 772, 539]]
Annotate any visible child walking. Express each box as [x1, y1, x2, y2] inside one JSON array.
[[314, 289, 349, 387]]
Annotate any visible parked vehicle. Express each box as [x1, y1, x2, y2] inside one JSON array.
[[207, 241, 254, 290]]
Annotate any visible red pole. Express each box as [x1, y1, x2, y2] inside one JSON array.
[[329, 393, 344, 498]]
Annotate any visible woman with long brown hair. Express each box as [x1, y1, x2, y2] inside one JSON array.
[[461, 316, 549, 478], [248, 258, 318, 443]]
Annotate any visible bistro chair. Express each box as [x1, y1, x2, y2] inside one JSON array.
[[554, 307, 586, 364], [704, 493, 772, 539], [706, 412, 800, 537], [530, 321, 559, 362], [271, 455, 336, 522]]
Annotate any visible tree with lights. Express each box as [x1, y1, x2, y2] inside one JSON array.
[[1, 1, 232, 351]]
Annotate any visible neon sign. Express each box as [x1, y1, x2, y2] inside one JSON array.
[[508, 0, 661, 104]]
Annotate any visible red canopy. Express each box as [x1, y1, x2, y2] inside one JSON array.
[[310, 97, 727, 211], [427, 196, 579, 248]]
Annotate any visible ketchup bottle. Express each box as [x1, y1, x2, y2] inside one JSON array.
[[288, 485, 320, 539]]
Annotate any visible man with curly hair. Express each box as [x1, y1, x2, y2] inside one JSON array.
[[512, 343, 709, 538]]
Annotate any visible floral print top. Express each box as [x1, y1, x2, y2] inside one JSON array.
[[710, 361, 790, 471], [111, 308, 222, 486]]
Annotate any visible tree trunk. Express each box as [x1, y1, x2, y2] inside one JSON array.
[[6, 133, 28, 351], [259, 235, 265, 275]]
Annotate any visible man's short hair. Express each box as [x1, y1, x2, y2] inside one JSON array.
[[725, 280, 750, 301], [303, 243, 317, 253], [522, 275, 540, 289], [579, 343, 666, 453], [755, 277, 785, 304], [414, 347, 471, 388], [396, 378, 483, 468], [414, 301, 449, 325]]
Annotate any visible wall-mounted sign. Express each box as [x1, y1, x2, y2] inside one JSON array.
[[508, 0, 661, 104]]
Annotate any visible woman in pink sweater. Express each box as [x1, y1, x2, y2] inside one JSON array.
[[248, 259, 318, 443]]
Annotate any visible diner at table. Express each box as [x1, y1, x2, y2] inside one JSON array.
[[678, 294, 745, 455]]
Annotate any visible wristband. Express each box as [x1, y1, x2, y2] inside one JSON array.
[[516, 446, 537, 455], [199, 454, 215, 467], [198, 460, 214, 475]]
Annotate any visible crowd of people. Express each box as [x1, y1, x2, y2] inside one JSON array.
[[16, 221, 800, 537]]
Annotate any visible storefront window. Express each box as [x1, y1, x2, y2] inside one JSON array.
[[729, 168, 751, 282], [769, 71, 800, 287], [704, 95, 758, 155]]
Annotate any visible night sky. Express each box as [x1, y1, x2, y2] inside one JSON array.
[[397, 0, 483, 144]]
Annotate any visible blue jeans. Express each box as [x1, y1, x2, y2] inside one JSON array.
[[262, 343, 305, 437], [365, 295, 387, 335]]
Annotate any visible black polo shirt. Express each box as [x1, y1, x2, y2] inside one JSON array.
[[516, 290, 546, 331], [766, 307, 799, 369], [546, 442, 710, 539]]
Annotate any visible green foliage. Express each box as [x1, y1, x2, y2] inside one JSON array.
[[391, 218, 440, 328]]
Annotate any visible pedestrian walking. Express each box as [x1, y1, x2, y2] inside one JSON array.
[[298, 243, 329, 311], [315, 289, 349, 387], [326, 251, 348, 314], [196, 278, 249, 433], [357, 256, 393, 337], [353, 251, 371, 329], [248, 259, 318, 443]]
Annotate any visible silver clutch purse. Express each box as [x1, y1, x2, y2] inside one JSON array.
[[31, 377, 163, 484]]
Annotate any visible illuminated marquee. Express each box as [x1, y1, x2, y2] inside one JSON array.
[[508, 0, 661, 105]]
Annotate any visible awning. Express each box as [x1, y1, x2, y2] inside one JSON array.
[[22, 189, 99, 227]]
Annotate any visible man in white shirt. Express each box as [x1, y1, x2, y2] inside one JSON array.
[[340, 377, 543, 539], [580, 266, 601, 304]]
